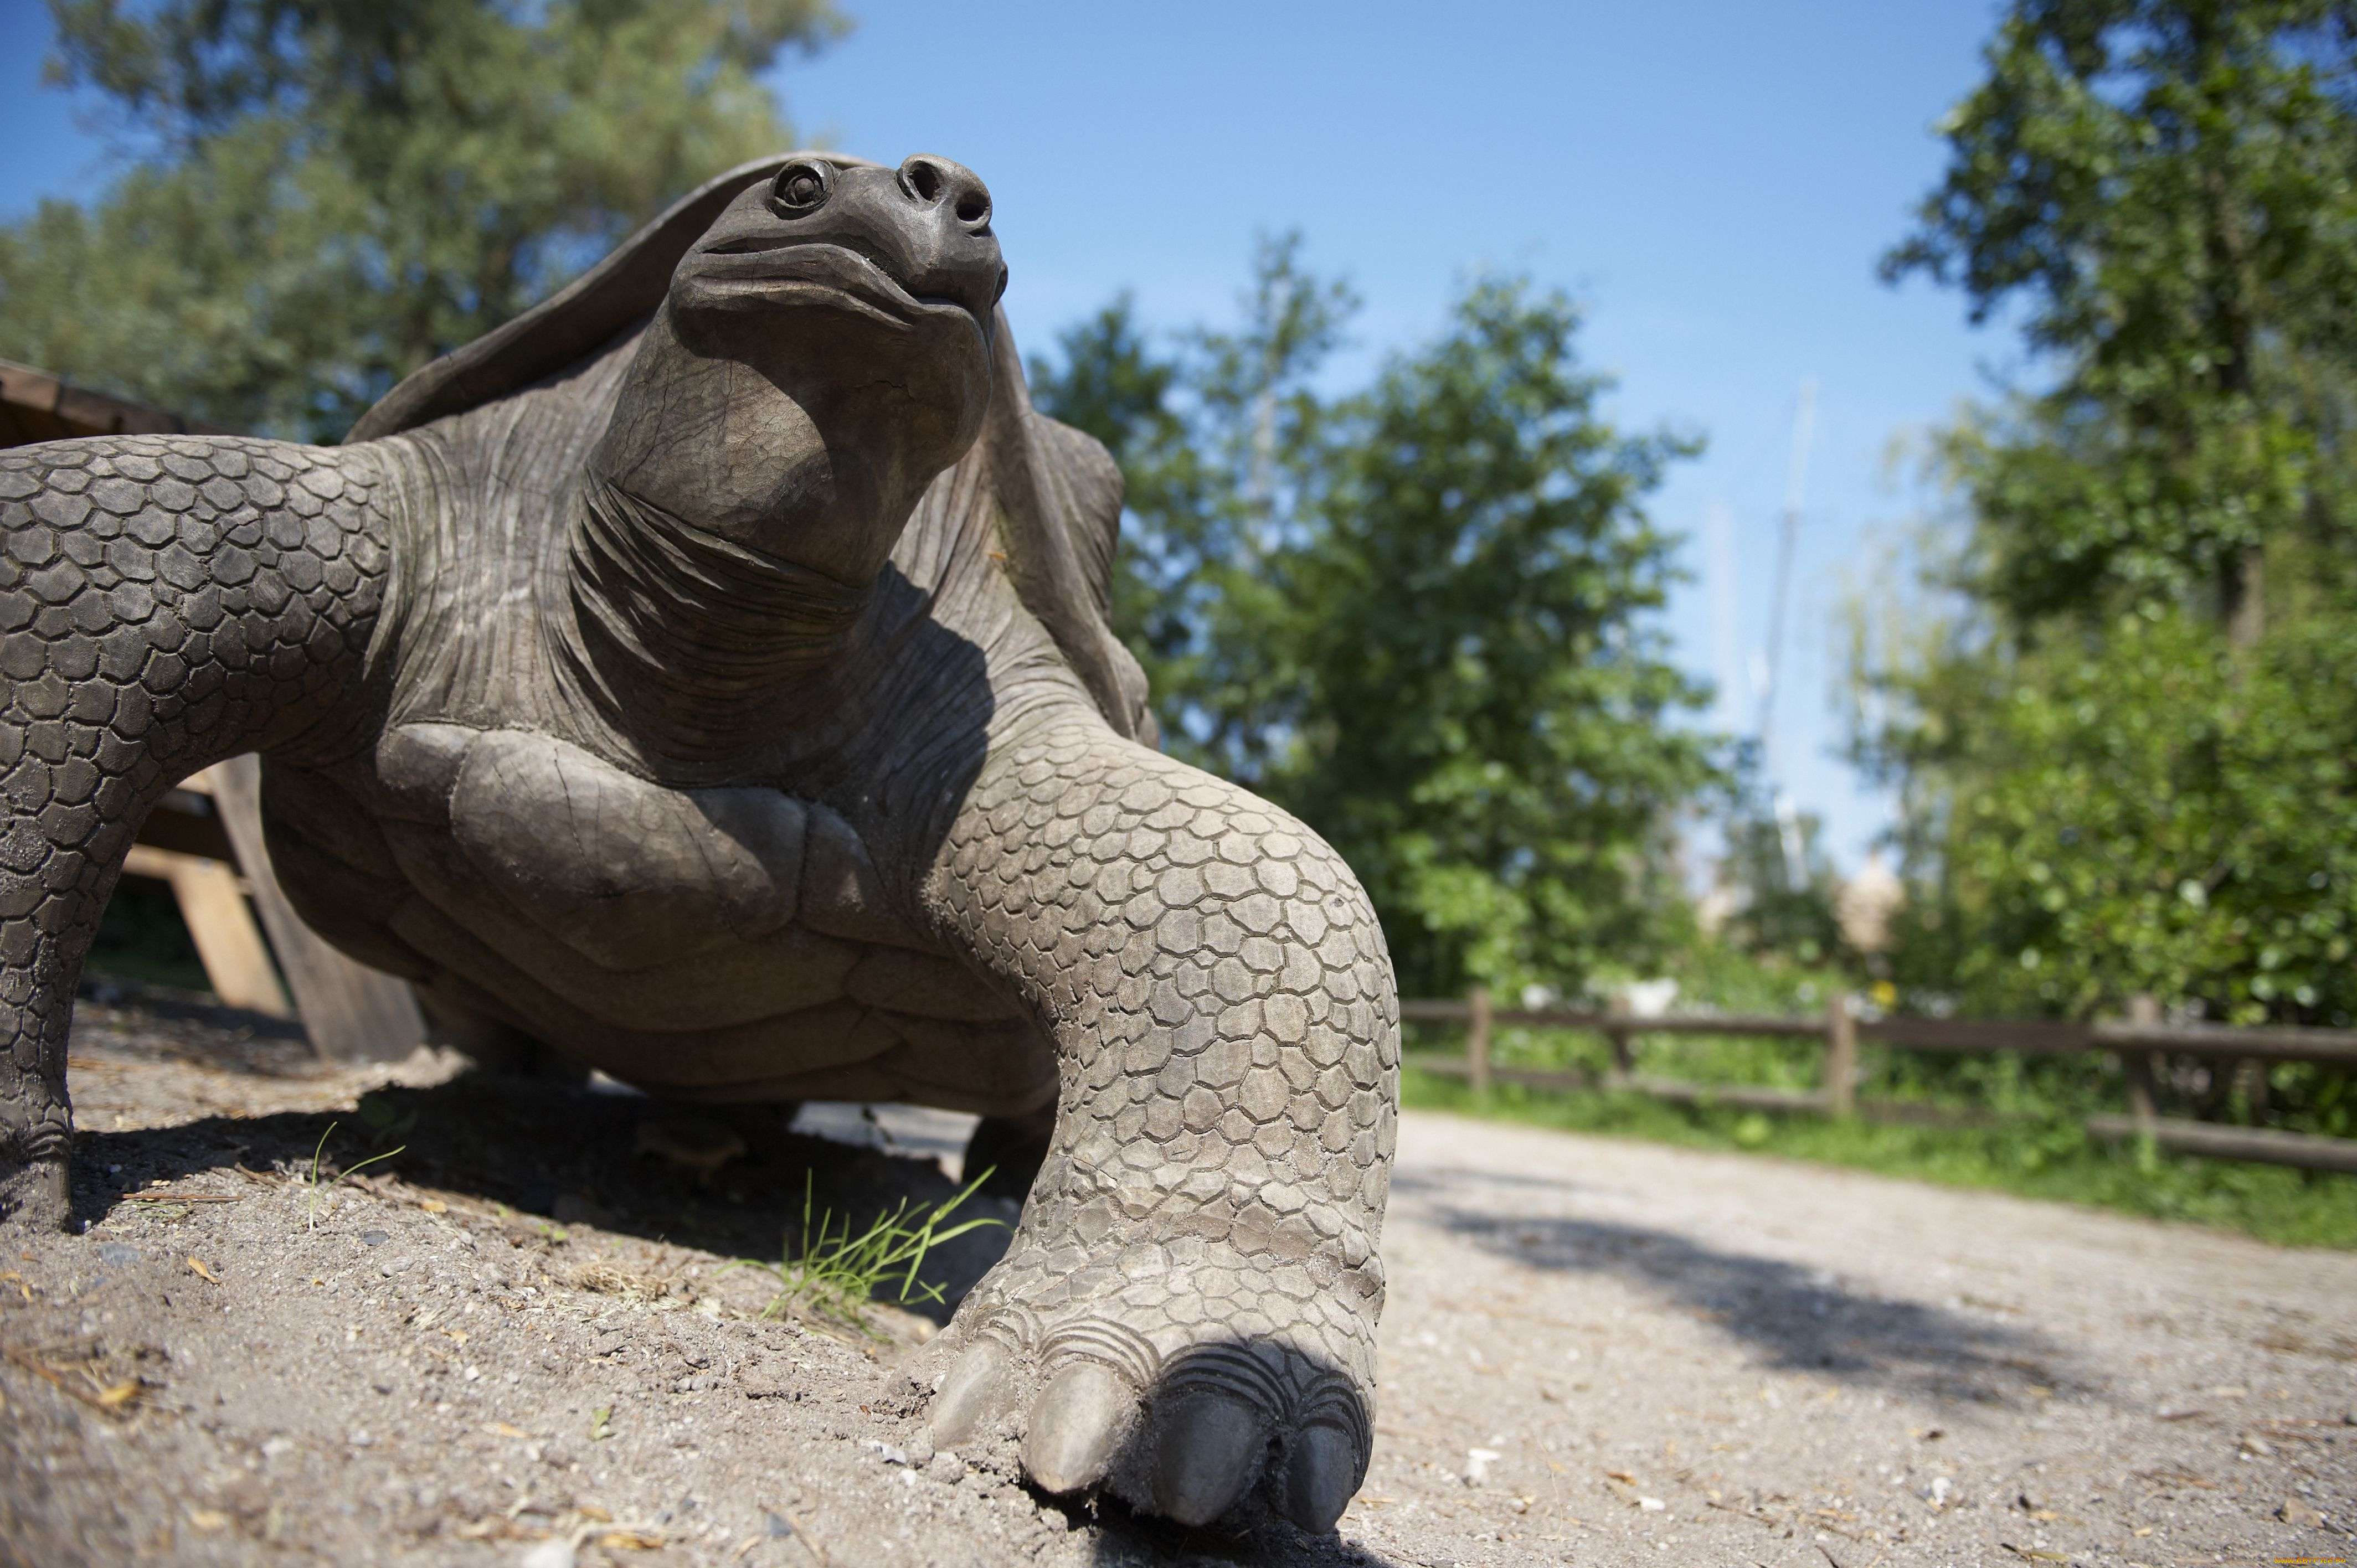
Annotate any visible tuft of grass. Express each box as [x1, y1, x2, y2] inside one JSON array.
[[302, 1120, 406, 1230], [1402, 1066, 2357, 1250], [722, 1170, 1003, 1334]]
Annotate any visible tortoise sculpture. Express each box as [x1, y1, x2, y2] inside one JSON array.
[[0, 152, 1397, 1531]]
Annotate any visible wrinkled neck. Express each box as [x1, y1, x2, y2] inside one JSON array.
[[559, 474, 871, 763]]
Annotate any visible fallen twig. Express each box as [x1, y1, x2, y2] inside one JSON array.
[[0, 1344, 140, 1414], [775, 1504, 828, 1567]]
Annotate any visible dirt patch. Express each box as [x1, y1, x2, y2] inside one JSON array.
[[0, 997, 1362, 1566], [2, 997, 2353, 1566]]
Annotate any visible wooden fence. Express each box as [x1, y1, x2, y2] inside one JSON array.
[[1401, 987, 2357, 1175]]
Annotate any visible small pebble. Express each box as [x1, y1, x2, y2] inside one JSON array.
[[96, 1242, 140, 1266], [361, 1230, 389, 1247], [517, 1539, 575, 1568]]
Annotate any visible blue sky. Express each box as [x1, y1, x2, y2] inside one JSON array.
[[0, 0, 2019, 875]]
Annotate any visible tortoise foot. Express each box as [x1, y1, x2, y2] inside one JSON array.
[[927, 1237, 1373, 1533]]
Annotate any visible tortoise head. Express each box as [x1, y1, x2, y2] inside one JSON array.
[[588, 154, 1007, 585], [682, 154, 1007, 332]]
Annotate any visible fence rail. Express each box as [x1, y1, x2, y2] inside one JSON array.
[[1400, 987, 2357, 1175]]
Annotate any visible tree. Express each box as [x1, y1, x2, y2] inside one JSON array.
[[0, 0, 844, 440], [1881, 0, 2357, 630], [1034, 245, 1720, 997], [1858, 0, 2357, 1057]]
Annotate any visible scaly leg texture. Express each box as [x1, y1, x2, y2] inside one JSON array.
[[0, 436, 393, 1227], [922, 718, 1398, 1532]]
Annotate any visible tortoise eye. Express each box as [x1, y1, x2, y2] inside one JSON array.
[[770, 159, 831, 216]]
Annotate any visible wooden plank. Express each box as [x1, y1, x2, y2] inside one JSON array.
[[1406, 1055, 1825, 1112], [1466, 984, 1493, 1094], [197, 756, 426, 1064], [1403, 996, 2357, 1068], [2124, 994, 2162, 1134], [119, 844, 291, 1018], [2085, 1115, 2357, 1176], [1604, 992, 1635, 1073], [1404, 1056, 1593, 1094], [2091, 1018, 2357, 1066], [0, 355, 231, 440], [1617, 1074, 1827, 1114], [1400, 998, 1473, 1023], [1824, 993, 1856, 1117], [1855, 1015, 2094, 1053], [1407, 1000, 1831, 1038]]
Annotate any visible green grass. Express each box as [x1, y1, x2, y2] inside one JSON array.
[[722, 1171, 1003, 1334], [1402, 1065, 2357, 1250]]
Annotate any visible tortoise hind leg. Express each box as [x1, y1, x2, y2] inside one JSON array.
[[0, 435, 395, 1229]]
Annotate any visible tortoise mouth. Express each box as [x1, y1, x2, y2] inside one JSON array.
[[682, 239, 989, 330]]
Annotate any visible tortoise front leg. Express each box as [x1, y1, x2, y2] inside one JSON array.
[[920, 718, 1398, 1533], [0, 436, 394, 1228]]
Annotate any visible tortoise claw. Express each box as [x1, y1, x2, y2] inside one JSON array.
[[1151, 1389, 1264, 1526], [928, 1339, 1012, 1450], [1022, 1361, 1135, 1494], [1280, 1423, 1359, 1534]]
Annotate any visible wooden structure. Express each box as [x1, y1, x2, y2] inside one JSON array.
[[0, 357, 234, 445], [1407, 989, 2357, 1175], [2, 359, 425, 1061]]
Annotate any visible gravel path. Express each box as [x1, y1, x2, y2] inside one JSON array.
[[1356, 1113, 2354, 1566], [0, 1000, 2349, 1566]]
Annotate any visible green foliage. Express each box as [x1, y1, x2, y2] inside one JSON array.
[[87, 876, 209, 992], [1872, 589, 2357, 1032], [1713, 796, 1852, 969], [0, 0, 844, 439], [721, 1172, 1002, 1336], [1032, 241, 1722, 998]]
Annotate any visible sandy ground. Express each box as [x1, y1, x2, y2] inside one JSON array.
[[0, 996, 2351, 1567]]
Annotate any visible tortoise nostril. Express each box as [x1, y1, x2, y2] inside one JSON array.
[[903, 160, 945, 204], [899, 154, 993, 232]]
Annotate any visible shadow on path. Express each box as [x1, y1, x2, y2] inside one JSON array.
[[1391, 1163, 2073, 1404], [69, 1053, 1018, 1324]]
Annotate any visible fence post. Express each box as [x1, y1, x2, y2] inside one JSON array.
[[1825, 992, 1857, 1117], [1605, 991, 1634, 1077], [2126, 992, 2162, 1134], [1467, 983, 1493, 1095], [2239, 1056, 2270, 1115]]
